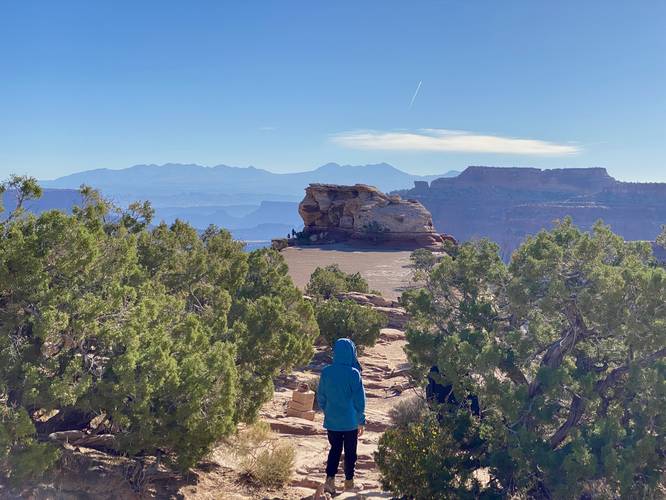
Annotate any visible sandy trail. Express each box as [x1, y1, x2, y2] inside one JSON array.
[[259, 328, 414, 498], [197, 328, 413, 499]]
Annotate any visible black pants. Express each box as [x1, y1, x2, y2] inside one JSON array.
[[325, 429, 358, 480]]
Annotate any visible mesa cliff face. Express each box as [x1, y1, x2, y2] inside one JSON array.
[[297, 183, 450, 248], [397, 166, 666, 258]]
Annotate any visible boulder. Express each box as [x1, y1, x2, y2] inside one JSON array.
[[335, 291, 410, 329], [266, 417, 325, 436], [297, 183, 451, 248], [374, 306, 409, 329], [336, 291, 399, 308]]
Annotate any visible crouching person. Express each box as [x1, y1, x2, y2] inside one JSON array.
[[317, 338, 366, 494]]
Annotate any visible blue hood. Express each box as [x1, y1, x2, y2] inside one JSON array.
[[333, 338, 362, 371]]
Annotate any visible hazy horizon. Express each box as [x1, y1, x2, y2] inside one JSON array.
[[31, 161, 656, 184], [36, 161, 459, 182]]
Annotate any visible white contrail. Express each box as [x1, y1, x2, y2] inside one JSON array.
[[408, 80, 422, 109]]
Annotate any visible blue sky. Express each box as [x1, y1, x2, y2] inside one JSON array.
[[1, 1, 665, 181]]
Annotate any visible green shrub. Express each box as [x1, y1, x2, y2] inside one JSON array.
[[305, 264, 369, 300], [315, 299, 386, 349], [0, 404, 61, 484], [0, 176, 318, 480], [380, 219, 666, 498], [376, 413, 490, 499]]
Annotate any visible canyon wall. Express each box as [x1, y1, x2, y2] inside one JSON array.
[[397, 166, 666, 259]]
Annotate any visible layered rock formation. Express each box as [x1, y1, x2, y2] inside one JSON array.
[[397, 166, 666, 259], [297, 183, 452, 248]]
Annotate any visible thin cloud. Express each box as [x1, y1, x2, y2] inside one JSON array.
[[330, 128, 580, 155], [408, 81, 422, 109]]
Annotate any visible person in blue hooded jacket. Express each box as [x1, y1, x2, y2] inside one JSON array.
[[317, 338, 366, 494]]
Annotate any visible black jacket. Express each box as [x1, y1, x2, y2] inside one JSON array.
[[426, 366, 480, 417]]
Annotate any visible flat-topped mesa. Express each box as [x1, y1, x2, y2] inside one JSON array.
[[297, 183, 452, 248], [430, 166, 618, 193]]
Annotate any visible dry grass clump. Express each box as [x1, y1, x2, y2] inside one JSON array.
[[388, 395, 428, 428], [234, 422, 295, 488]]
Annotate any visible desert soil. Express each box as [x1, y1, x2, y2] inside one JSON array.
[[281, 244, 415, 301]]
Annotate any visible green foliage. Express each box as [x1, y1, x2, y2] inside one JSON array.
[[305, 376, 320, 411], [657, 224, 666, 249], [315, 299, 386, 349], [410, 248, 438, 281], [0, 177, 318, 480], [381, 219, 666, 498], [376, 413, 498, 500], [0, 175, 43, 222], [305, 264, 369, 300], [0, 403, 61, 484]]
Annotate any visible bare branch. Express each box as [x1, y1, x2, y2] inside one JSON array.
[[549, 393, 585, 449], [528, 301, 592, 398], [595, 347, 666, 395]]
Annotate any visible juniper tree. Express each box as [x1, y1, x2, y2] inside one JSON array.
[[315, 299, 386, 348], [305, 264, 369, 300], [377, 219, 666, 498], [0, 177, 317, 481]]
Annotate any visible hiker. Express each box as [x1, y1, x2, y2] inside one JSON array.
[[317, 338, 366, 494], [426, 365, 480, 417]]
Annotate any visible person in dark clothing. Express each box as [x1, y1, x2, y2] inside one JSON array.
[[426, 366, 480, 417], [318, 338, 366, 494]]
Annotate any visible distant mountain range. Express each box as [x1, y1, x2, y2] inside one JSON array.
[[42, 163, 459, 206], [34, 162, 457, 245]]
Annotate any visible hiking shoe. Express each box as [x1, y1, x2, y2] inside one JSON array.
[[344, 479, 355, 491], [324, 476, 336, 494]]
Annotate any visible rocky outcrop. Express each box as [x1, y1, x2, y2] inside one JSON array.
[[271, 237, 290, 251], [336, 291, 409, 329], [298, 183, 452, 249], [433, 166, 616, 193]]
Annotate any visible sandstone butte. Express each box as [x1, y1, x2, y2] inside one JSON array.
[[275, 183, 454, 250]]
